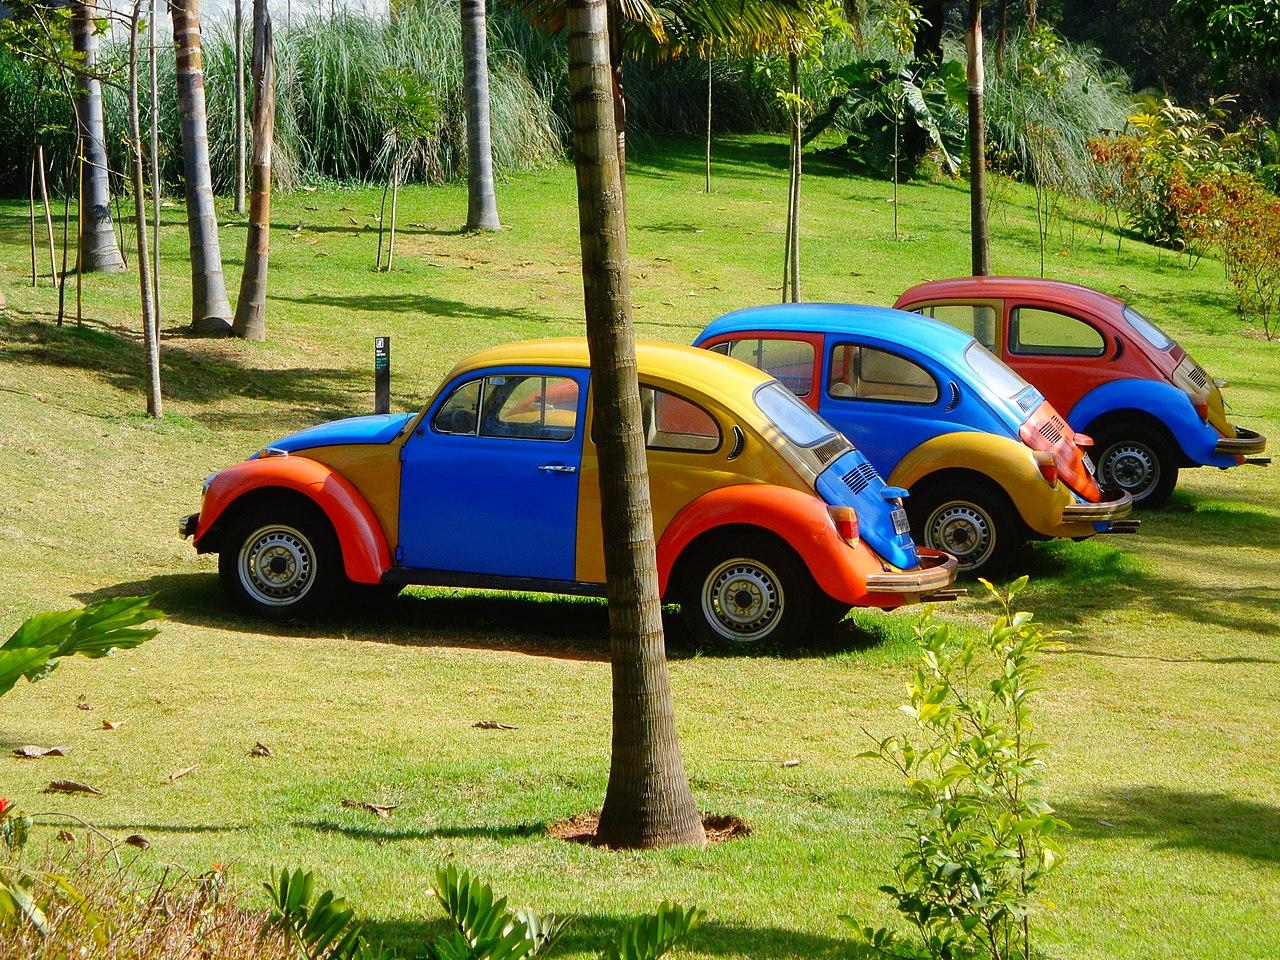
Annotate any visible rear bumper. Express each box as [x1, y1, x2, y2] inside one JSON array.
[[865, 548, 958, 598], [179, 512, 199, 539], [1061, 490, 1133, 522], [1215, 427, 1267, 457]]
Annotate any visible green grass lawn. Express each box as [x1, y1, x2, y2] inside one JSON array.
[[1, 136, 1277, 959]]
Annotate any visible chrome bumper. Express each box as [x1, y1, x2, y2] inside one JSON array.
[[1062, 490, 1133, 522], [865, 548, 959, 597], [1215, 427, 1267, 457], [179, 512, 199, 539]]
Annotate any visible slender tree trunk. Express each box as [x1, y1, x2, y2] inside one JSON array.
[[29, 152, 37, 286], [788, 52, 801, 303], [566, 0, 705, 852], [76, 143, 84, 324], [128, 0, 163, 417], [387, 153, 400, 271], [1026, 0, 1037, 31], [376, 173, 390, 270], [968, 0, 990, 276], [996, 0, 1008, 67], [38, 146, 57, 283], [461, 0, 500, 231], [234, 0, 246, 214], [150, 0, 162, 335], [606, 3, 627, 205], [70, 0, 127, 274], [233, 0, 273, 341], [171, 0, 234, 334], [57, 148, 72, 326], [704, 53, 712, 194]]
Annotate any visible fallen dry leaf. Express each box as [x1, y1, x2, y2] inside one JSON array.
[[781, 759, 802, 768], [44, 780, 102, 795], [57, 830, 76, 843], [341, 799, 398, 818], [249, 742, 273, 757], [101, 720, 124, 731], [165, 765, 197, 784], [13, 745, 71, 759], [472, 720, 516, 730], [122, 834, 150, 849]]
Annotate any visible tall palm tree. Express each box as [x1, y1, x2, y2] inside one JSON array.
[[70, 0, 126, 274], [233, 0, 274, 341], [170, 0, 233, 334], [967, 0, 989, 275], [461, 0, 500, 231], [565, 0, 705, 851]]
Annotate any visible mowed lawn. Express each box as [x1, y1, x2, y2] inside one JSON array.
[[0, 137, 1277, 959]]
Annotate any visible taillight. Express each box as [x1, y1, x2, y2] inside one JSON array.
[[828, 505, 860, 544], [1074, 433, 1094, 447], [1033, 450, 1058, 486], [1191, 394, 1209, 422]]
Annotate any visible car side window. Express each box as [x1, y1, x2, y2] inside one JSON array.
[[482, 375, 579, 441], [641, 387, 720, 452], [433, 378, 482, 435], [721, 338, 815, 397], [828, 344, 939, 404], [1009, 307, 1106, 357], [921, 304, 998, 351]]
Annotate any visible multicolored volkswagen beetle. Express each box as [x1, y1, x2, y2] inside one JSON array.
[[895, 277, 1270, 506], [181, 339, 958, 647], [693, 304, 1137, 573]]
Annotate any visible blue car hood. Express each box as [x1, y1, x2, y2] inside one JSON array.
[[265, 413, 413, 453]]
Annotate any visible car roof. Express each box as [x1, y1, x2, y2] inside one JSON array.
[[897, 276, 1126, 316], [446, 336, 775, 411], [700, 302, 978, 366]]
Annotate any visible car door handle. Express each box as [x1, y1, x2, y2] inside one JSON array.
[[538, 464, 577, 474]]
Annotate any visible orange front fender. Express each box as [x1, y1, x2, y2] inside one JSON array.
[[656, 484, 894, 606], [195, 456, 392, 584]]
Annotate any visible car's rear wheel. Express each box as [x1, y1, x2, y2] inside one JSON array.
[[219, 500, 343, 620], [1093, 422, 1178, 507], [677, 531, 816, 651], [908, 478, 1020, 576]]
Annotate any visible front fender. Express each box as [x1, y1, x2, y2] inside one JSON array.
[[1067, 379, 1232, 467], [195, 456, 391, 584], [656, 484, 897, 607], [887, 433, 1093, 539]]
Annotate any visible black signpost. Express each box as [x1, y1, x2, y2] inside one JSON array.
[[374, 336, 391, 414]]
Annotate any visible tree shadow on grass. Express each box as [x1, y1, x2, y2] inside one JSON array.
[[1056, 785, 1280, 864], [295, 820, 544, 843], [271, 292, 567, 327]]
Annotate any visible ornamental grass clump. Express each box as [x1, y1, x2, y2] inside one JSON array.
[[846, 577, 1067, 960]]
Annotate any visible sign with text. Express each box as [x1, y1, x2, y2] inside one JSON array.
[[374, 336, 391, 414]]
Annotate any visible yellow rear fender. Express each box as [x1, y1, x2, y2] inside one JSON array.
[[887, 433, 1092, 539]]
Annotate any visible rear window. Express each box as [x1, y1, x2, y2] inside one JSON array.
[[1123, 306, 1174, 350], [964, 341, 1031, 399], [754, 381, 837, 448]]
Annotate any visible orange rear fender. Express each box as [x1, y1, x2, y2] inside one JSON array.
[[195, 456, 392, 584], [656, 484, 888, 605]]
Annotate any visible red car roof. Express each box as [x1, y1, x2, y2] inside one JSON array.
[[896, 276, 1127, 319]]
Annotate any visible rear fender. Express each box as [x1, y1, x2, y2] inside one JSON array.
[[195, 456, 391, 584], [888, 433, 1090, 539], [656, 484, 892, 606], [1068, 380, 1231, 467]]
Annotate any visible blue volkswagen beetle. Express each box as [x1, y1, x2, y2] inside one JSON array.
[[695, 304, 1136, 572]]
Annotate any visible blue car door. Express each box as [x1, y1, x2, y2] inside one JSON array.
[[819, 339, 950, 475], [398, 366, 588, 581]]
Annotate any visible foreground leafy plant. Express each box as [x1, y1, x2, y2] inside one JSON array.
[[847, 578, 1067, 960], [0, 595, 163, 698]]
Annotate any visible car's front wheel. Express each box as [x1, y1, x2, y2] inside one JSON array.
[[677, 531, 816, 651], [219, 500, 343, 620]]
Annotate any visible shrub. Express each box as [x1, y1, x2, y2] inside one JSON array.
[[1211, 174, 1280, 339], [846, 578, 1067, 960]]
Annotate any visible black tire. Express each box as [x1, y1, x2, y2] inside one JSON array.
[[218, 498, 344, 620], [907, 477, 1022, 576], [1091, 420, 1179, 508], [676, 530, 816, 651]]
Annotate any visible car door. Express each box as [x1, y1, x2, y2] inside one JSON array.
[[1000, 301, 1113, 414], [819, 339, 946, 475], [397, 367, 588, 581]]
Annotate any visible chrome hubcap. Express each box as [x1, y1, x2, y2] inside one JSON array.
[[1101, 442, 1158, 499], [926, 501, 995, 571], [701, 558, 784, 643], [238, 525, 315, 607]]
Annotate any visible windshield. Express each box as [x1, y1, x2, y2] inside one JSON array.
[[964, 341, 1032, 398], [754, 381, 838, 448], [1123, 305, 1174, 350]]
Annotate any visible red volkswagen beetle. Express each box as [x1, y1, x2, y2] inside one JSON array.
[[895, 277, 1269, 506]]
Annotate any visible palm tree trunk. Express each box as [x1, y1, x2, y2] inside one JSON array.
[[234, 0, 246, 214], [171, 0, 234, 334], [233, 0, 273, 341], [127, 0, 163, 417], [967, 0, 990, 276], [71, 0, 127, 274], [461, 0, 500, 231], [566, 0, 704, 852]]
